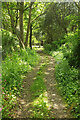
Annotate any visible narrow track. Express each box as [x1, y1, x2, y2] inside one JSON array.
[[13, 50, 72, 118]]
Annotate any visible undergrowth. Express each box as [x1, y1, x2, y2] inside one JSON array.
[[51, 47, 80, 118], [2, 48, 39, 118]]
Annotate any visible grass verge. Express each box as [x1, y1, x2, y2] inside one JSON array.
[[29, 59, 54, 118], [51, 50, 80, 118], [2, 48, 39, 118]]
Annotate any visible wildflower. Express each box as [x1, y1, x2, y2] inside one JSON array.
[[2, 87, 4, 89], [0, 79, 1, 81], [0, 74, 1, 76], [5, 80, 6, 82], [0, 108, 2, 111]]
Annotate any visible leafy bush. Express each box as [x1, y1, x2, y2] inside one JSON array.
[[43, 44, 52, 52], [59, 32, 80, 68], [69, 40, 80, 68], [2, 48, 39, 118], [2, 29, 19, 59], [50, 47, 80, 118], [55, 59, 80, 118], [51, 40, 61, 50]]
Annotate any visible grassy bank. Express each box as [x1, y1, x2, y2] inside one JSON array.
[[2, 48, 39, 118], [50, 49, 80, 118]]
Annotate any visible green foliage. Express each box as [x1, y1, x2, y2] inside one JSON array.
[[69, 38, 80, 68], [44, 41, 61, 53], [2, 2, 80, 118], [55, 59, 80, 118], [59, 32, 80, 68], [2, 49, 39, 118], [51, 49, 80, 118], [2, 29, 19, 59], [51, 41, 60, 50], [30, 94, 51, 118], [50, 51, 63, 62], [43, 44, 52, 53], [42, 3, 77, 48]]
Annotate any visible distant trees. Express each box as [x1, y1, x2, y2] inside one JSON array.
[[2, 2, 48, 49], [2, 2, 79, 53], [42, 3, 78, 46], [2, 2, 24, 48]]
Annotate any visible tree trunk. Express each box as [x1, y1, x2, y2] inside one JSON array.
[[6, 2, 25, 48], [29, 24, 32, 49], [19, 2, 24, 48], [78, 2, 80, 38], [25, 2, 33, 47], [6, 3, 15, 34]]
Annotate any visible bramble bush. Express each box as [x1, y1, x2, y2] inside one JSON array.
[[2, 48, 39, 118]]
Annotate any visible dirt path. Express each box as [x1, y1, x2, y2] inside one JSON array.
[[13, 51, 72, 118], [43, 55, 71, 118]]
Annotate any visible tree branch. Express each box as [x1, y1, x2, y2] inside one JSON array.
[[75, 2, 80, 9], [15, 2, 19, 28], [24, 6, 29, 12], [31, 3, 53, 23], [6, 3, 11, 17], [31, 12, 45, 23]]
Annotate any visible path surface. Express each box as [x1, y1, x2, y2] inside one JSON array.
[[13, 50, 72, 118]]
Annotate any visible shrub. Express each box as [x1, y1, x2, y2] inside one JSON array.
[[51, 40, 60, 50], [2, 29, 19, 59], [55, 59, 80, 118], [59, 32, 80, 68], [43, 44, 52, 52], [50, 31, 80, 118], [69, 40, 80, 68]]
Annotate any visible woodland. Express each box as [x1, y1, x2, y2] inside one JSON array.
[[1, 1, 80, 119]]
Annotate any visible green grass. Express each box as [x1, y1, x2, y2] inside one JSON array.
[[30, 61, 53, 118], [30, 63, 47, 99], [30, 93, 52, 118]]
